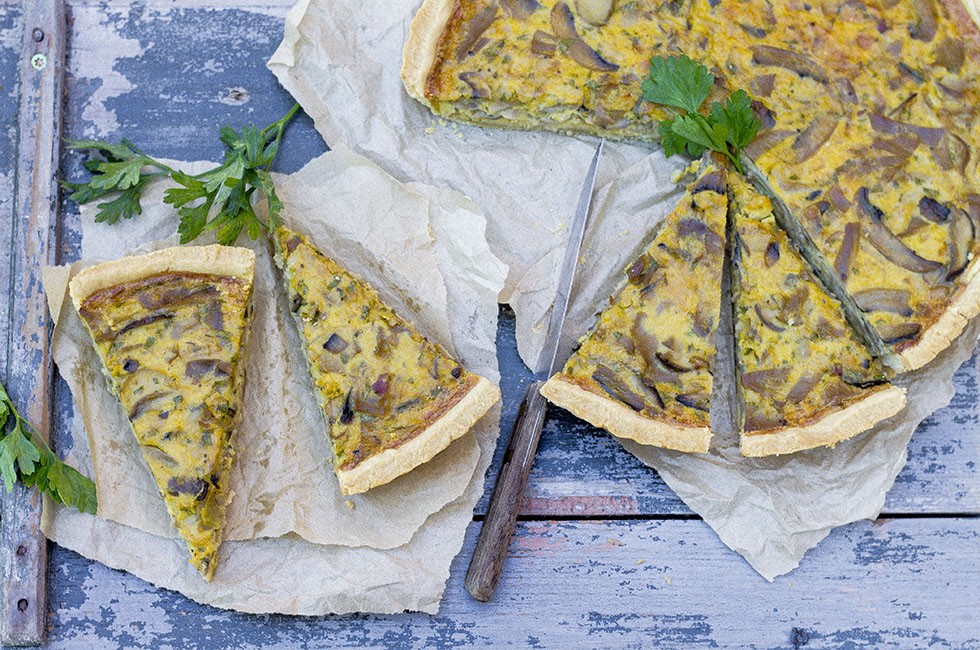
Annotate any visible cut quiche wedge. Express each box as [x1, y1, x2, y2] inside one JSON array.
[[540, 160, 729, 453], [729, 175, 908, 457], [69, 245, 256, 580], [272, 226, 500, 496]]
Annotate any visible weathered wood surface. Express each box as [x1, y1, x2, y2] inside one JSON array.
[[0, 1, 66, 645], [0, 0, 976, 647]]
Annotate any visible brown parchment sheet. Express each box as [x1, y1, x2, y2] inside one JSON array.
[[267, 0, 980, 579], [41, 146, 508, 614]]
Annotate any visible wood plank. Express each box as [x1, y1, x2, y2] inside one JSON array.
[[41, 517, 980, 648], [0, 0, 66, 645]]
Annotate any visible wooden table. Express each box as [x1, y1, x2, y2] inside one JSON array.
[[1, 1, 978, 647]]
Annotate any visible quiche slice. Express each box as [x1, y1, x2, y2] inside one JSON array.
[[540, 161, 728, 453], [68, 245, 255, 580], [272, 226, 500, 495], [729, 175, 907, 457]]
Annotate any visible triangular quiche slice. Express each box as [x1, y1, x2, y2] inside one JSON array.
[[272, 226, 500, 496], [69, 245, 256, 580], [540, 160, 728, 453], [728, 175, 907, 457]]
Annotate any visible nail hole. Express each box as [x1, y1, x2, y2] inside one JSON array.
[[17, 599, 29, 612], [32, 28, 44, 42], [16, 545, 26, 556]]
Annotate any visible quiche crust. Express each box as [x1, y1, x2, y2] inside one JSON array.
[[401, 0, 456, 107], [740, 385, 907, 457], [540, 375, 711, 453], [69, 245, 255, 305], [337, 375, 500, 494]]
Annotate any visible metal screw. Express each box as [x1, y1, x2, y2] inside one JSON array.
[[32, 28, 44, 42], [30, 53, 47, 71]]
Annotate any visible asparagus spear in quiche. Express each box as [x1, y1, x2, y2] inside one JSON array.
[[729, 176, 907, 457], [540, 161, 728, 453], [272, 226, 500, 496], [69, 245, 255, 580]]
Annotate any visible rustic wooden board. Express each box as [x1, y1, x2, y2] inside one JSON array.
[[41, 518, 980, 648], [0, 0, 976, 646], [1, 0, 66, 645]]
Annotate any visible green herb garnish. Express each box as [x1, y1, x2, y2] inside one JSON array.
[[642, 55, 760, 173], [0, 379, 97, 514], [64, 103, 300, 246]]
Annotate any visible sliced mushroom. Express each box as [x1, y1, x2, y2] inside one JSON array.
[[832, 77, 858, 105], [856, 188, 943, 273], [852, 288, 913, 317], [323, 332, 349, 353], [550, 2, 619, 71], [677, 217, 723, 255], [933, 36, 965, 70], [877, 321, 922, 344], [626, 254, 657, 286], [828, 184, 852, 213], [834, 222, 860, 282], [592, 365, 645, 411], [909, 0, 938, 42], [749, 74, 775, 97], [947, 207, 975, 280], [456, 5, 498, 62], [868, 113, 944, 148], [743, 129, 793, 159], [740, 367, 791, 394], [114, 311, 175, 340], [752, 100, 776, 130], [676, 392, 709, 413], [918, 196, 951, 224], [501, 0, 542, 19], [764, 242, 780, 267], [786, 373, 822, 404], [185, 358, 232, 380], [750, 45, 828, 82], [167, 477, 209, 501], [632, 317, 682, 386], [738, 22, 767, 38], [692, 168, 726, 195], [793, 115, 838, 163], [932, 132, 970, 174], [744, 411, 787, 432], [530, 30, 557, 57], [754, 303, 787, 332], [128, 391, 173, 420]]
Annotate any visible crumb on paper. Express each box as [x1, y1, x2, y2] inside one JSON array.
[[664, 576, 672, 586], [346, 500, 355, 510]]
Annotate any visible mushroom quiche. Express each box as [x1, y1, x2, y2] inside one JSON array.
[[540, 160, 728, 453], [69, 245, 255, 581], [729, 175, 908, 456], [272, 226, 500, 496]]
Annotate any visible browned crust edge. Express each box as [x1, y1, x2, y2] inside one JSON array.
[[540, 375, 712, 453], [401, 0, 458, 105], [68, 245, 256, 310], [336, 375, 500, 495], [740, 385, 907, 457]]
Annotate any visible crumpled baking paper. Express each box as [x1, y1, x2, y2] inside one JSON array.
[[268, 0, 980, 579], [42, 145, 508, 614]]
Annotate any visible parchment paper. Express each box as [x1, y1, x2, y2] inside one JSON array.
[[268, 0, 980, 579], [42, 145, 508, 614]]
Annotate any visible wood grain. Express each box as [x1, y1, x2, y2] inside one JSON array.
[[0, 0, 66, 645]]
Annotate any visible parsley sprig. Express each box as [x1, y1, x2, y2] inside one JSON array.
[[0, 379, 97, 514], [641, 55, 760, 173], [64, 103, 300, 246]]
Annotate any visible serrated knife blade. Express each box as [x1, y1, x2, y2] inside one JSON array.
[[464, 139, 604, 602]]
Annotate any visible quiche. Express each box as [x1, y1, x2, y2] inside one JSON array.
[[729, 175, 908, 456], [403, 0, 980, 372], [540, 160, 728, 453], [272, 226, 501, 495], [69, 245, 255, 580]]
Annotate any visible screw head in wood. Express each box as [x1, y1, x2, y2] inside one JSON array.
[[30, 53, 47, 71]]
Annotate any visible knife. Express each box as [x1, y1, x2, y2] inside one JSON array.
[[465, 139, 604, 602]]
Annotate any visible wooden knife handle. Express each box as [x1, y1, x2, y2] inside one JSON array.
[[465, 379, 549, 602]]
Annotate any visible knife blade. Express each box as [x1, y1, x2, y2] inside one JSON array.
[[464, 139, 604, 602]]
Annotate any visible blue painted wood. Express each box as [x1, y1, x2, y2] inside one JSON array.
[[0, 1, 976, 646], [41, 518, 980, 649]]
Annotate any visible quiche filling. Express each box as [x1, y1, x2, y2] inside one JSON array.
[[273, 227, 496, 494], [541, 161, 728, 452], [729, 175, 905, 454], [406, 0, 980, 369], [72, 248, 254, 581]]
